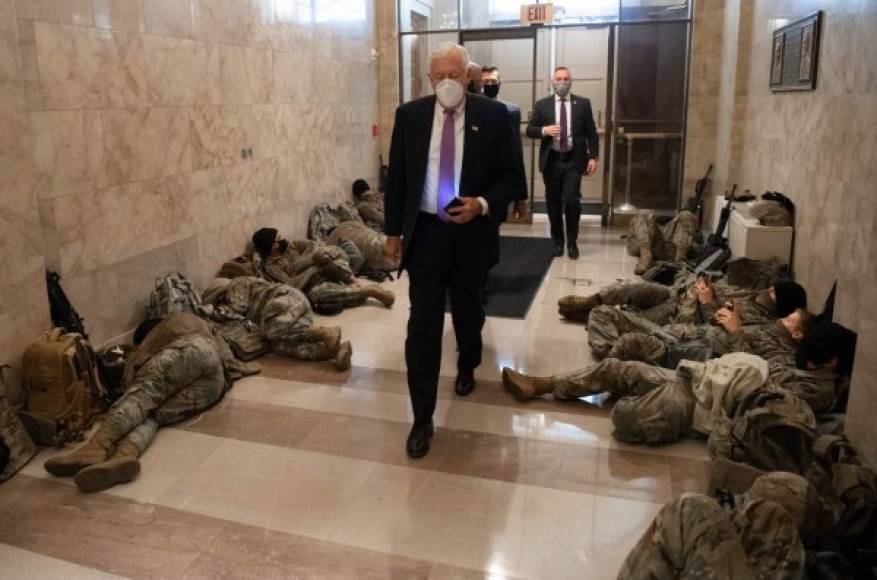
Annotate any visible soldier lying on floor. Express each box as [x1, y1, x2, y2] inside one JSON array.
[[352, 178, 384, 232], [627, 210, 700, 275], [326, 218, 400, 272], [709, 433, 877, 553], [44, 313, 258, 493], [502, 342, 850, 445], [558, 270, 806, 327], [587, 301, 815, 367], [618, 472, 814, 580], [625, 467, 877, 580], [220, 227, 394, 316], [202, 275, 353, 370]]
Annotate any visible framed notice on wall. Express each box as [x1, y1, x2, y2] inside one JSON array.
[[770, 11, 822, 92]]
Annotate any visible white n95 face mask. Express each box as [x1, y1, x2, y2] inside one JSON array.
[[435, 79, 465, 109]]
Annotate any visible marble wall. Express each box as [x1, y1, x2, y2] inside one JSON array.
[[0, 0, 51, 395], [376, 0, 398, 161], [684, 0, 877, 468], [0, 0, 380, 395]]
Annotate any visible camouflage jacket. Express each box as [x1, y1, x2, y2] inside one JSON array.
[[768, 361, 837, 416], [123, 312, 259, 387], [219, 243, 353, 292], [356, 190, 385, 230]]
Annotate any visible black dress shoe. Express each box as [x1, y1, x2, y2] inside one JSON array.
[[454, 371, 475, 396], [406, 419, 434, 459], [568, 244, 579, 259], [553, 243, 564, 257]]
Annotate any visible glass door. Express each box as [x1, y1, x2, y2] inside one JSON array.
[[532, 26, 611, 218], [608, 21, 689, 222], [460, 29, 537, 223]]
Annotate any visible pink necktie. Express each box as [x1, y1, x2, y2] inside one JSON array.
[[437, 108, 455, 222]]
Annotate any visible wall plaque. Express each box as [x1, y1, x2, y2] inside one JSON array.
[[770, 11, 821, 92]]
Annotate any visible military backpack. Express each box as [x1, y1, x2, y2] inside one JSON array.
[[20, 330, 106, 446], [307, 205, 340, 243], [147, 272, 203, 320], [721, 389, 816, 474]]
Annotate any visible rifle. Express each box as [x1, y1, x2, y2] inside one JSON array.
[[707, 184, 738, 249], [684, 164, 713, 229], [46, 270, 88, 339], [693, 184, 738, 273]]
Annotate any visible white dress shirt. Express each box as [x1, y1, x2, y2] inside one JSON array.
[[421, 98, 488, 216], [552, 94, 573, 152]]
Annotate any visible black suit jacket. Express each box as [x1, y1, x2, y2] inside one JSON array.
[[385, 94, 526, 266], [526, 93, 599, 174]]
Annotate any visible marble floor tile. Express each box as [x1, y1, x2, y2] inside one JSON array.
[[1, 216, 721, 579], [0, 543, 127, 580], [228, 375, 708, 460]]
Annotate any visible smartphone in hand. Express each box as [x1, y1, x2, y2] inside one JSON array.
[[443, 197, 465, 214]]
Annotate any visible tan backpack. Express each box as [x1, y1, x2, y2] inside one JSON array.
[[21, 329, 105, 445]]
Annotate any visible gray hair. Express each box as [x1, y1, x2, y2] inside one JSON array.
[[430, 42, 470, 67]]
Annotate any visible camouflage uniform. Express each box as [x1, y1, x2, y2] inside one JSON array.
[[105, 333, 227, 455], [42, 317, 242, 492], [563, 272, 774, 327], [589, 306, 795, 363], [202, 277, 342, 362], [618, 492, 806, 580], [627, 210, 699, 261], [768, 361, 836, 417], [328, 220, 399, 271], [220, 243, 382, 313], [356, 190, 385, 231], [549, 353, 768, 445], [0, 365, 37, 482], [123, 312, 258, 385]]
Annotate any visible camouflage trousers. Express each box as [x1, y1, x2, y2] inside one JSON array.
[[598, 281, 677, 325], [260, 289, 313, 343], [617, 494, 806, 580], [627, 210, 698, 260], [588, 305, 671, 359], [307, 281, 367, 311], [551, 358, 695, 444], [100, 335, 226, 455]]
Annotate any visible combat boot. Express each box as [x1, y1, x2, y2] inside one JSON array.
[[362, 284, 395, 308], [302, 326, 341, 354], [73, 439, 141, 493], [334, 341, 353, 371], [502, 368, 553, 401], [674, 243, 690, 262], [634, 245, 653, 275], [558, 294, 601, 323], [44, 427, 117, 477]]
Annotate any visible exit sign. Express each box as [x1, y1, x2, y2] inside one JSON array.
[[520, 3, 553, 25]]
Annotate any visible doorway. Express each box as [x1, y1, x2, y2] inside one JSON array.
[[460, 28, 537, 222], [397, 12, 691, 228]]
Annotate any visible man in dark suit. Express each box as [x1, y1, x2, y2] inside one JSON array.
[[481, 65, 528, 222], [480, 65, 528, 293], [384, 43, 525, 458], [527, 66, 599, 259]]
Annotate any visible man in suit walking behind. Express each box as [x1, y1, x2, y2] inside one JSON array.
[[527, 66, 599, 259], [384, 43, 525, 458]]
